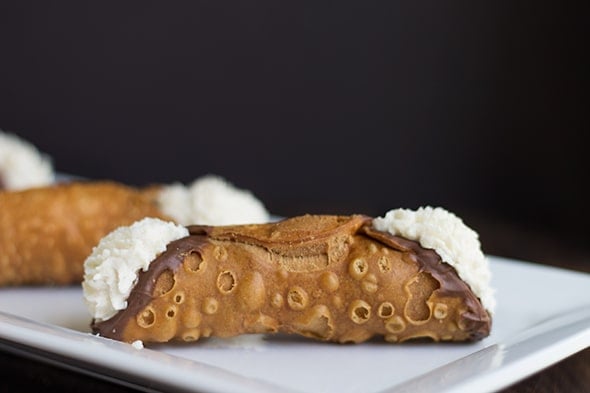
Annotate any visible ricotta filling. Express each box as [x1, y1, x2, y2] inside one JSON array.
[[157, 174, 270, 225], [83, 218, 189, 322], [372, 206, 495, 313], [0, 131, 54, 190]]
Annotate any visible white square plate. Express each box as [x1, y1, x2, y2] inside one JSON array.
[[0, 256, 589, 393]]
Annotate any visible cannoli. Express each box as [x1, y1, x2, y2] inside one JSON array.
[[0, 175, 269, 286], [84, 207, 494, 344], [0, 131, 54, 190]]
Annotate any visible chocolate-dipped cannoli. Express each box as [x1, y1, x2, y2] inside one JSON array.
[[84, 207, 494, 344], [0, 175, 269, 286]]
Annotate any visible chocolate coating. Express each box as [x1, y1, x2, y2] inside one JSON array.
[[361, 226, 491, 340], [92, 236, 208, 339]]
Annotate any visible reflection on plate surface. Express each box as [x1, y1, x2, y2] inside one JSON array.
[[0, 256, 589, 393]]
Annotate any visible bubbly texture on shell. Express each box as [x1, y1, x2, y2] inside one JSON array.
[[83, 218, 189, 322], [0, 131, 54, 190], [157, 174, 270, 226], [372, 206, 495, 313]]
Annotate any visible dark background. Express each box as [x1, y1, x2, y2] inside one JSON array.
[[1, 2, 588, 263]]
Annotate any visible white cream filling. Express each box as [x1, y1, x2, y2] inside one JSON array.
[[83, 218, 189, 322], [372, 206, 495, 313], [0, 131, 54, 190], [131, 340, 144, 350], [157, 174, 270, 226]]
